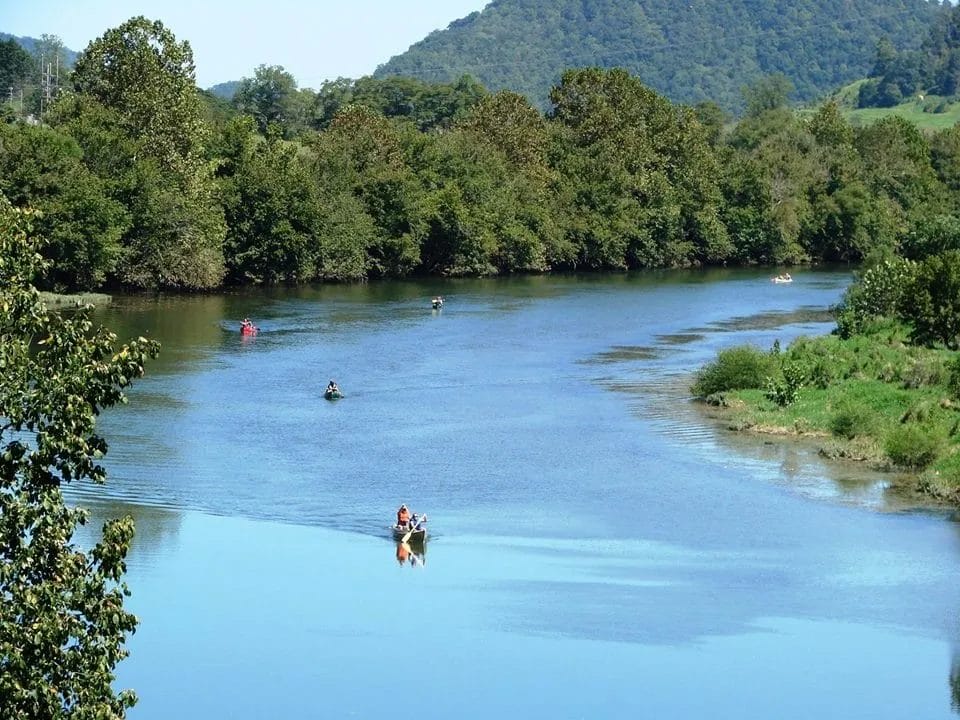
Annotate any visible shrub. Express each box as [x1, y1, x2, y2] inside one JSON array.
[[764, 358, 805, 406], [884, 424, 943, 468], [691, 345, 777, 397], [900, 250, 960, 348], [948, 354, 960, 400], [900, 355, 948, 389], [829, 401, 876, 439], [901, 215, 960, 260], [833, 257, 914, 338]]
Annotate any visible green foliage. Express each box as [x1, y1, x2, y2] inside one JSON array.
[[0, 197, 159, 718], [859, 4, 960, 109], [310, 75, 487, 132], [232, 65, 307, 137], [834, 257, 915, 338], [691, 345, 778, 397], [0, 38, 35, 101], [373, 0, 940, 112], [764, 358, 805, 407], [901, 214, 960, 259], [884, 423, 943, 468], [218, 119, 323, 283], [947, 354, 960, 399], [829, 400, 876, 439], [70, 16, 225, 289], [900, 250, 960, 348], [549, 69, 730, 269], [0, 122, 126, 289], [743, 74, 794, 118]]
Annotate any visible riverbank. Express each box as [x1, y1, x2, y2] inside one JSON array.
[[691, 320, 960, 507], [40, 291, 112, 308]]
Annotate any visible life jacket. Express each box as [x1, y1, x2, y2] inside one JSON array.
[[398, 508, 410, 525]]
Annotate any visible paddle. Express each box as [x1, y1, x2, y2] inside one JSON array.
[[401, 515, 426, 543]]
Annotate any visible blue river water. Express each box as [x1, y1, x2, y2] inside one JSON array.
[[69, 268, 960, 718]]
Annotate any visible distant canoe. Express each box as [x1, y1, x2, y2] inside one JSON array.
[[324, 389, 343, 400], [392, 524, 427, 542], [771, 277, 793, 284], [240, 325, 258, 336], [432, 297, 443, 309]]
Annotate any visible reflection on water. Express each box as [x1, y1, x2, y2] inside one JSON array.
[[74, 268, 960, 719], [395, 540, 427, 568]]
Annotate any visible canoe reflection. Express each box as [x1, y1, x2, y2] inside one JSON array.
[[394, 540, 426, 568]]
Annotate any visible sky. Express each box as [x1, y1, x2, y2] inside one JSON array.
[[0, 0, 491, 89]]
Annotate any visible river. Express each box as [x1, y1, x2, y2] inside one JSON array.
[[70, 268, 960, 718]]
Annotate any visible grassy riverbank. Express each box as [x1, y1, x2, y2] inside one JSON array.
[[39, 291, 112, 308], [694, 320, 960, 504]]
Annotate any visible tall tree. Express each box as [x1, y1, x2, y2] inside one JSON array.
[[0, 196, 159, 718], [0, 121, 127, 289], [0, 39, 35, 106], [70, 17, 225, 288], [232, 64, 304, 136], [218, 119, 325, 283]]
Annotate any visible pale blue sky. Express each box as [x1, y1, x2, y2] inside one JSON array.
[[0, 0, 491, 89]]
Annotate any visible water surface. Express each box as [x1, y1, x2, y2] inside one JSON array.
[[72, 269, 960, 718]]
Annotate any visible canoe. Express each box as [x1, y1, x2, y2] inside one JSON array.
[[392, 524, 427, 542], [240, 325, 257, 336], [771, 277, 792, 284], [432, 298, 443, 309], [324, 389, 343, 400]]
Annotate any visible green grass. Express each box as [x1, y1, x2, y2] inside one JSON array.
[[842, 97, 960, 129], [804, 79, 960, 130], [696, 323, 960, 503], [39, 291, 112, 307]]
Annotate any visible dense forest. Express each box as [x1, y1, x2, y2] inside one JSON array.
[[4, 14, 960, 292], [860, 3, 960, 108], [375, 0, 944, 112]]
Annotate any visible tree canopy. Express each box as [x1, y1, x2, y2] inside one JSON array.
[[0, 195, 159, 718], [374, 0, 942, 112]]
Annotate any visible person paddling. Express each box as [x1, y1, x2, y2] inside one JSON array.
[[397, 504, 410, 529]]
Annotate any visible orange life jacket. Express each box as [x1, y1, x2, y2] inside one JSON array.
[[398, 508, 410, 525]]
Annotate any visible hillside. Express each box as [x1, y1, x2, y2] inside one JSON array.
[[0, 33, 77, 67], [373, 0, 945, 111], [208, 80, 240, 99]]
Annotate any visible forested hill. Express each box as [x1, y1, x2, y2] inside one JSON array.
[[374, 0, 945, 111], [0, 33, 77, 66]]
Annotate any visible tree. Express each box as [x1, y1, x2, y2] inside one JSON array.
[[232, 64, 304, 136], [0, 121, 127, 289], [742, 74, 794, 118], [0, 196, 160, 718], [0, 39, 35, 107], [310, 105, 424, 277], [218, 119, 324, 283], [549, 68, 729, 268], [70, 17, 225, 289], [901, 250, 960, 348]]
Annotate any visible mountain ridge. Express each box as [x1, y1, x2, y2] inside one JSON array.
[[374, 0, 946, 111]]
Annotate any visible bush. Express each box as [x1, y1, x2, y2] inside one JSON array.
[[900, 250, 960, 348], [829, 401, 876, 439], [900, 355, 948, 388], [948, 354, 960, 400], [884, 424, 943, 468], [764, 358, 805, 406], [691, 345, 778, 397], [833, 257, 914, 338]]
